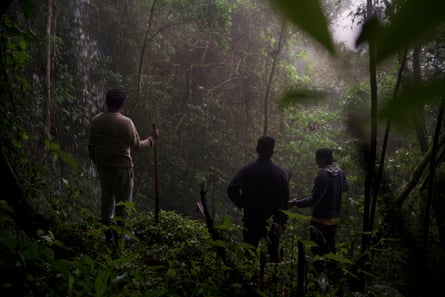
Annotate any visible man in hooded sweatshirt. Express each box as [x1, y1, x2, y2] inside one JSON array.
[[289, 148, 350, 259]]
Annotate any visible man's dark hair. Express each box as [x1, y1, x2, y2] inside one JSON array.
[[106, 89, 126, 111], [257, 136, 275, 159], [316, 148, 335, 164]]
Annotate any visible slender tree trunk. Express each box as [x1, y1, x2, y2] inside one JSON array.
[[412, 46, 429, 153], [153, 123, 160, 224], [422, 99, 444, 295], [262, 19, 285, 136], [389, 132, 445, 214], [132, 0, 182, 115], [44, 0, 54, 136], [243, 91, 251, 160], [362, 0, 378, 253], [137, 0, 157, 104], [354, 132, 445, 293], [369, 50, 407, 232], [432, 180, 445, 252]]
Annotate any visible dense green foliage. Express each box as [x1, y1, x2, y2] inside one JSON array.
[[1, 0, 445, 296], [0, 206, 395, 296]]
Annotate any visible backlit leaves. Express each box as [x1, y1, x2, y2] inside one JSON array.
[[380, 80, 445, 127], [358, 0, 445, 63], [355, 0, 445, 127], [268, 0, 334, 54]]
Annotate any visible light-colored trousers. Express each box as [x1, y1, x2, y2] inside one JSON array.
[[97, 167, 134, 226]]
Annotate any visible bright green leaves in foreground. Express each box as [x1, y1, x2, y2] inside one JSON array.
[[268, 0, 334, 54]]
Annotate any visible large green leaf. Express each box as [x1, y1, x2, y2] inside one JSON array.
[[358, 0, 445, 63], [324, 252, 354, 264], [279, 87, 327, 107], [268, 0, 334, 53], [380, 80, 445, 127]]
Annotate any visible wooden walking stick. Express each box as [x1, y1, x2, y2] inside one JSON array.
[[152, 123, 160, 224]]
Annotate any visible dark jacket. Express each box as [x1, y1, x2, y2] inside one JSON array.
[[227, 158, 289, 226], [295, 164, 349, 222]]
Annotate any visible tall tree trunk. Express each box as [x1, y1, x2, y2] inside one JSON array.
[[132, 0, 181, 115], [137, 0, 157, 104], [44, 0, 54, 136], [433, 175, 445, 252], [262, 19, 285, 136], [395, 134, 445, 211], [362, 0, 378, 253], [412, 46, 429, 153], [433, 96, 445, 254], [244, 92, 251, 160], [421, 99, 444, 295], [369, 50, 407, 232], [354, 131, 445, 294]]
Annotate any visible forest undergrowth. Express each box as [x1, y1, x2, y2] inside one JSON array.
[[1, 202, 417, 297]]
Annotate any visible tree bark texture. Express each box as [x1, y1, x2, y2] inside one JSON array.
[[412, 46, 429, 153], [369, 50, 407, 233], [421, 99, 444, 291], [137, 0, 157, 104], [362, 0, 378, 253], [44, 0, 55, 135], [262, 19, 286, 136]]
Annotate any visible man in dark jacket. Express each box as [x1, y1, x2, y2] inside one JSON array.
[[227, 136, 289, 262], [289, 148, 349, 258]]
